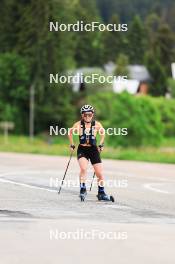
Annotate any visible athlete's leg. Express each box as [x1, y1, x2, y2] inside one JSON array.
[[93, 163, 111, 200], [78, 157, 89, 185], [93, 163, 105, 187]]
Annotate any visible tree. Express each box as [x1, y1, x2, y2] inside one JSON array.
[[0, 0, 21, 52], [74, 0, 102, 66], [96, 0, 175, 29], [127, 15, 147, 64], [114, 53, 129, 77], [16, 0, 78, 132], [145, 15, 175, 96], [145, 13, 161, 43], [145, 51, 167, 96], [16, 0, 77, 80], [102, 14, 126, 63], [0, 52, 30, 133], [154, 24, 175, 75], [0, 0, 78, 133]]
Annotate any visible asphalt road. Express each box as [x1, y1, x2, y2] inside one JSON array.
[[0, 152, 175, 264]]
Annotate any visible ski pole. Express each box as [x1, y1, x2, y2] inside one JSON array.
[[89, 172, 95, 191], [58, 150, 74, 194]]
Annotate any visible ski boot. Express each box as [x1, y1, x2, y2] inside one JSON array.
[[97, 190, 115, 202], [79, 187, 87, 202]]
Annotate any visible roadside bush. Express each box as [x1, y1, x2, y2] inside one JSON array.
[[0, 52, 29, 133], [88, 92, 163, 147], [154, 97, 175, 137]]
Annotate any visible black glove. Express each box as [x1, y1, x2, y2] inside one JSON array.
[[98, 144, 104, 152], [70, 144, 75, 151]]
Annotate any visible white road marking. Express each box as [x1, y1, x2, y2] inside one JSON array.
[[0, 178, 58, 193], [1, 168, 174, 183], [0, 169, 127, 177], [1, 169, 175, 196], [143, 183, 171, 194], [0, 170, 65, 177]]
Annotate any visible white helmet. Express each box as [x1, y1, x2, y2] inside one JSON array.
[[80, 104, 94, 114]]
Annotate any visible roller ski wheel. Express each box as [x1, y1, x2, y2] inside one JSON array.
[[97, 192, 115, 203], [79, 188, 87, 202]]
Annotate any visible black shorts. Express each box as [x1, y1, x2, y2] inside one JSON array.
[[77, 145, 102, 165]]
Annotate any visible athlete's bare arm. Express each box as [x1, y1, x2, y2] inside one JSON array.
[[96, 121, 105, 148], [68, 121, 80, 148]]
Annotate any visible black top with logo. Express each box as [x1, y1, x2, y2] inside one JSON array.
[[79, 120, 96, 146]]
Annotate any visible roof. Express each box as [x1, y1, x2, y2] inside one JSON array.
[[128, 65, 151, 82], [104, 62, 151, 82]]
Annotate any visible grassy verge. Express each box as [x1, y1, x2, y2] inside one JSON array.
[[0, 135, 175, 164]]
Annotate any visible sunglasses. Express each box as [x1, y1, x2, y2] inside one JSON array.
[[83, 113, 93, 117]]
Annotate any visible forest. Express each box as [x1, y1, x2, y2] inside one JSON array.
[[0, 0, 175, 138]]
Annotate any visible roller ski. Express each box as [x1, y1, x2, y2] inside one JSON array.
[[79, 187, 87, 202], [97, 188, 115, 202]]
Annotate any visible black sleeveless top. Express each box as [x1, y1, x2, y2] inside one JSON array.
[[79, 120, 96, 146]]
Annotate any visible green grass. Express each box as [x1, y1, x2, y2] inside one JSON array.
[[0, 134, 175, 164]]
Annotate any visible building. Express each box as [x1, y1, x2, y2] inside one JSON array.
[[104, 62, 151, 95], [70, 63, 151, 95]]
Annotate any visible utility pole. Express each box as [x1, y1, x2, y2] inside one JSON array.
[[29, 83, 35, 141]]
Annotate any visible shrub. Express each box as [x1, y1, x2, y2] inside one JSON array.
[[87, 92, 163, 147], [154, 97, 175, 137]]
